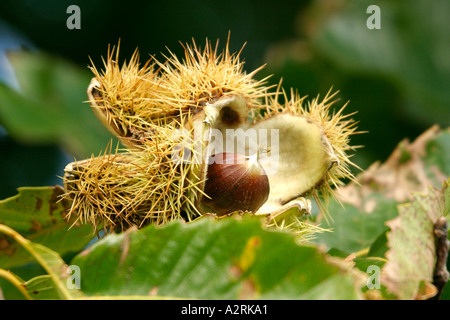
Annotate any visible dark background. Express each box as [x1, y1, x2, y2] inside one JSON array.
[[0, 0, 449, 198]]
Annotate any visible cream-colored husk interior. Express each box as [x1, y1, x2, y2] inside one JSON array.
[[250, 114, 331, 213]]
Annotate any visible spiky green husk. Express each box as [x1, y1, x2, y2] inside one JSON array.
[[256, 89, 360, 219], [64, 123, 204, 233], [66, 39, 272, 233], [63, 38, 360, 236], [88, 39, 271, 147]]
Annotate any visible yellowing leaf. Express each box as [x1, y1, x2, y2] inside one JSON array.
[[0, 186, 94, 269], [338, 126, 449, 208], [381, 181, 449, 299], [0, 224, 84, 299]]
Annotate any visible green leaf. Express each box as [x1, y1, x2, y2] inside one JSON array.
[[441, 282, 450, 300], [0, 186, 94, 269], [367, 230, 389, 259], [24, 275, 61, 300], [313, 194, 398, 253], [70, 216, 365, 299]]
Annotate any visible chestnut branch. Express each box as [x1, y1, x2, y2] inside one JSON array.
[[430, 216, 449, 300]]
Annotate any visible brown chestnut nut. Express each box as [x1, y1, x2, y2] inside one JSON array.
[[200, 153, 270, 216]]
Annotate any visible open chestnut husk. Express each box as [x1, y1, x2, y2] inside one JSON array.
[[200, 152, 270, 216]]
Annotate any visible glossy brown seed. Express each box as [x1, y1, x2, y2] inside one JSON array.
[[201, 153, 270, 216]]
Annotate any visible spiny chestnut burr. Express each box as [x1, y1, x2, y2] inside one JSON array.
[[64, 39, 358, 235], [200, 152, 270, 216]]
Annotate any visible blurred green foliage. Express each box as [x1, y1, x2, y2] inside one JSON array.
[[0, 0, 448, 199]]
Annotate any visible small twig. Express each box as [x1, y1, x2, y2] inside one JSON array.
[[430, 216, 449, 300]]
